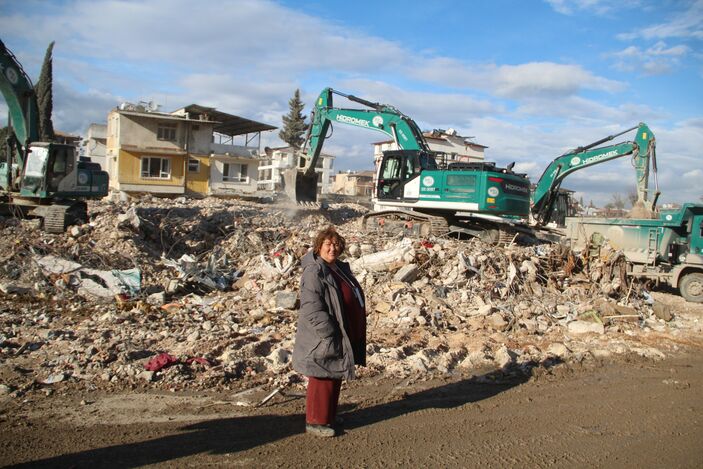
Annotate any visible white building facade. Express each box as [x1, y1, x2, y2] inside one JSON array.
[[373, 128, 486, 167], [257, 146, 335, 195]]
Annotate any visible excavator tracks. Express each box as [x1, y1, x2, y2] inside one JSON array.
[[362, 210, 449, 237], [476, 227, 521, 246], [39, 202, 88, 233], [362, 210, 533, 245], [43, 205, 70, 233]]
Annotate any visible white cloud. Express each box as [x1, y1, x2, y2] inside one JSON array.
[[546, 0, 643, 16], [609, 41, 690, 75], [683, 169, 702, 178], [410, 60, 624, 99], [51, 83, 124, 135], [648, 41, 690, 56], [0, 0, 406, 78], [335, 79, 500, 126], [493, 62, 624, 98], [620, 0, 703, 40]]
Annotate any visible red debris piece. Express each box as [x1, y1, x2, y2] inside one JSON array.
[[144, 353, 179, 371], [185, 357, 211, 366]]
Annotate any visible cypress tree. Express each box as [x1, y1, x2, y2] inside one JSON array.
[[279, 89, 308, 149], [0, 126, 8, 161], [35, 41, 55, 141]]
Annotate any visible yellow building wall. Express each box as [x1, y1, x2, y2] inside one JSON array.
[[186, 155, 210, 195], [118, 150, 185, 187]]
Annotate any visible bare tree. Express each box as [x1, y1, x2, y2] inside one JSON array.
[[611, 193, 625, 210], [627, 190, 638, 208]]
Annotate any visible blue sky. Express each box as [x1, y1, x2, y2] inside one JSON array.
[[1, 0, 701, 206]]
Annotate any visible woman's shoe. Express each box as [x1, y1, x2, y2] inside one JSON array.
[[306, 424, 336, 437]]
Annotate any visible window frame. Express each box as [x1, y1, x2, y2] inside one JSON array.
[[140, 156, 172, 180], [222, 162, 249, 183], [157, 123, 177, 142], [187, 158, 200, 173]]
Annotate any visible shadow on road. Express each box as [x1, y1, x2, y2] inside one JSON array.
[[11, 359, 560, 468]]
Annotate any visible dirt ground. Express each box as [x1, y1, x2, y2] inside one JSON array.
[[1, 347, 702, 468]]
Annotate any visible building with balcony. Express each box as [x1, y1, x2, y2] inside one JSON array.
[[331, 170, 375, 197], [257, 146, 335, 195], [105, 102, 275, 196], [373, 128, 486, 168], [81, 123, 107, 170]]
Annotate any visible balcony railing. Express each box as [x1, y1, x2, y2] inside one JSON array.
[[210, 143, 258, 158]]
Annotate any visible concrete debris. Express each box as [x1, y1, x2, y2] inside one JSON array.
[[567, 320, 606, 335], [35, 255, 141, 298], [351, 238, 414, 272], [0, 196, 700, 398], [393, 264, 419, 283]]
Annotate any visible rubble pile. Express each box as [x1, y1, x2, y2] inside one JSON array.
[[0, 197, 698, 398]]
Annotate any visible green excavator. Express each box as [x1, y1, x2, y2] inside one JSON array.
[[0, 39, 108, 232], [285, 88, 532, 243], [531, 122, 659, 225], [284, 88, 662, 243]]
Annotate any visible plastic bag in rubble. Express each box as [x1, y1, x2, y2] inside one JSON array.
[[110, 268, 141, 297], [78, 268, 141, 298], [162, 251, 239, 292], [36, 255, 141, 298]]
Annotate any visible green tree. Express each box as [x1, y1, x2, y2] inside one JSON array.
[[279, 89, 308, 148], [35, 41, 55, 142]]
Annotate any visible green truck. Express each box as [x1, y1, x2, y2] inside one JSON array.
[[564, 203, 703, 302]]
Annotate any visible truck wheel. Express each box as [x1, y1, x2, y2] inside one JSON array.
[[679, 272, 703, 303]]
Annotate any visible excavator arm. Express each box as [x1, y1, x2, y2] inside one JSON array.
[[531, 123, 658, 225], [0, 39, 40, 179], [286, 88, 431, 203], [0, 39, 109, 231]]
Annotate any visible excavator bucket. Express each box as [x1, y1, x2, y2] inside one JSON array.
[[282, 168, 319, 204]]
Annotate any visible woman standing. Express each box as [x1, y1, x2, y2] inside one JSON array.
[[292, 226, 366, 437]]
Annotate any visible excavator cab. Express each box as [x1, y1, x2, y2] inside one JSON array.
[[19, 142, 108, 199], [377, 150, 427, 200]]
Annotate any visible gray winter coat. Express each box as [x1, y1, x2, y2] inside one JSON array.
[[292, 250, 366, 380]]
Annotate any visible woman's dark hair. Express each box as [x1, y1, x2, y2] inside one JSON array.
[[313, 226, 346, 255]]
